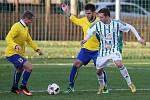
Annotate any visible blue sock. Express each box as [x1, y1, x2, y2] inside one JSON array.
[[22, 71, 31, 86], [13, 70, 22, 88], [69, 66, 78, 88]]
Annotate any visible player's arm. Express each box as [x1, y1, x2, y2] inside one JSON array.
[[5, 24, 22, 52], [69, 15, 83, 26], [119, 21, 146, 45], [61, 3, 82, 26], [61, 3, 70, 17], [126, 24, 146, 45], [26, 32, 43, 55], [80, 24, 97, 46]]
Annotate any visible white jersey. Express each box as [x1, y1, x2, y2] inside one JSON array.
[[87, 19, 141, 57]]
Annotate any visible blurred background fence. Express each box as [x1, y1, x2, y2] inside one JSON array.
[[0, 0, 150, 59], [0, 0, 150, 41]]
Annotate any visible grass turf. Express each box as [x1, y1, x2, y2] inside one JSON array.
[[0, 59, 150, 100]]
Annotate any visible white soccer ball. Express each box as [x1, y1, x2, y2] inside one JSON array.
[[47, 83, 60, 95]]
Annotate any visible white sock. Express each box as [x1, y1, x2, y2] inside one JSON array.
[[119, 66, 132, 85], [97, 73, 105, 87]]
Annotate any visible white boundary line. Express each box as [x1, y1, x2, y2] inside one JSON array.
[[1, 63, 150, 70], [1, 62, 150, 66], [0, 88, 150, 93]]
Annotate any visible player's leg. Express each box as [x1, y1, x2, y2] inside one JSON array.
[[20, 61, 33, 96], [96, 68, 106, 94], [92, 51, 109, 93], [102, 71, 109, 93], [65, 48, 91, 93], [68, 59, 83, 89], [6, 54, 26, 94], [113, 52, 136, 93], [96, 55, 111, 94], [11, 68, 23, 94], [64, 59, 83, 94], [114, 60, 136, 93]]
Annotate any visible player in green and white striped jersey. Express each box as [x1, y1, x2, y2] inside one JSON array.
[[81, 8, 146, 94]]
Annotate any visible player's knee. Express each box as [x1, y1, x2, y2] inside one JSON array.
[[96, 68, 103, 75], [116, 63, 123, 68], [28, 63, 32, 71], [73, 60, 82, 68], [115, 61, 123, 68], [23, 62, 32, 72], [26, 65, 32, 72], [28, 66, 32, 72]]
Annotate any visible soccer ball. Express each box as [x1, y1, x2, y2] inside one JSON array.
[[47, 83, 60, 95]]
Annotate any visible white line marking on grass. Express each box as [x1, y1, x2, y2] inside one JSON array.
[[1, 62, 150, 66], [2, 63, 150, 70], [0, 88, 150, 93], [32, 62, 150, 66]]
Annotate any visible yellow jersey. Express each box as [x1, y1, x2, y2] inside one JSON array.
[[5, 20, 38, 57], [70, 15, 100, 51]]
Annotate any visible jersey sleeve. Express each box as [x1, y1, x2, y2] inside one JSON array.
[[69, 15, 82, 26], [126, 24, 142, 41], [119, 21, 141, 41], [5, 24, 19, 49], [26, 32, 38, 51], [85, 23, 97, 40], [118, 21, 130, 32]]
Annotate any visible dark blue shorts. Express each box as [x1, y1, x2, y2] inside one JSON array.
[[77, 48, 98, 65], [6, 54, 27, 69]]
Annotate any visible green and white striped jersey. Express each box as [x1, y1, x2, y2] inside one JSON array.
[[86, 19, 141, 57]]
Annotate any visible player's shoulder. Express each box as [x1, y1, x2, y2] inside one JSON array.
[[12, 21, 19, 26], [93, 20, 100, 24], [111, 19, 117, 22], [112, 19, 126, 25], [77, 16, 87, 20], [81, 16, 87, 19], [11, 22, 20, 28], [111, 19, 120, 23], [71, 14, 84, 18], [73, 16, 87, 22], [89, 21, 99, 29]]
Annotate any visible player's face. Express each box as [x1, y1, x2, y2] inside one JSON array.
[[85, 10, 95, 20], [24, 17, 33, 26], [98, 13, 107, 23]]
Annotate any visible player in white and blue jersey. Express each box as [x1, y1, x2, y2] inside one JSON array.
[[81, 8, 146, 94]]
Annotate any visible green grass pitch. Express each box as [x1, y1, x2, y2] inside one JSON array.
[[0, 58, 150, 100]]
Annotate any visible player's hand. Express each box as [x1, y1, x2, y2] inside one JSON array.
[[80, 40, 87, 46], [15, 45, 22, 52], [139, 38, 146, 46], [36, 49, 43, 55], [61, 3, 70, 16]]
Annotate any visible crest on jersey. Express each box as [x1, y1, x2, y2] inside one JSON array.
[[106, 33, 112, 41], [105, 33, 112, 49]]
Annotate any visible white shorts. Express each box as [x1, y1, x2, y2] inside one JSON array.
[[96, 51, 122, 69]]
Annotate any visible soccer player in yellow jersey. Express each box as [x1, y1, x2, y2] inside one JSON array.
[[5, 10, 43, 96], [61, 3, 108, 94]]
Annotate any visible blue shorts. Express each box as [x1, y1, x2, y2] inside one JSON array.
[[6, 54, 27, 69], [77, 48, 98, 65]]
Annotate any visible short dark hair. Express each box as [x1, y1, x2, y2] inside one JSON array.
[[98, 8, 110, 17], [85, 3, 95, 12], [22, 10, 34, 19]]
